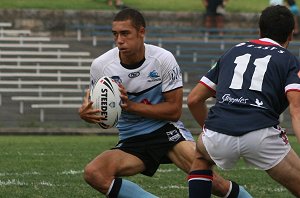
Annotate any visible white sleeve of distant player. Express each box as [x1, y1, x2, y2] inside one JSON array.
[[161, 53, 183, 92]]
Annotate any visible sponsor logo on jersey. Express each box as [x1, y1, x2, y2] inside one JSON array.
[[219, 94, 249, 105], [168, 67, 181, 85], [250, 98, 267, 109], [147, 70, 161, 82], [128, 71, 140, 78], [166, 130, 181, 142]]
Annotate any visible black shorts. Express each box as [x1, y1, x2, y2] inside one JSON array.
[[206, 0, 223, 16], [112, 123, 186, 176]]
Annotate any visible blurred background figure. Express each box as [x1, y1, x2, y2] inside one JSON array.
[[202, 0, 229, 36], [269, 0, 284, 5], [286, 0, 299, 35], [269, 0, 299, 36], [107, 0, 125, 9]]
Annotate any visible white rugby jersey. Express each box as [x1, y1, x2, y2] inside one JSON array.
[[90, 44, 183, 140]]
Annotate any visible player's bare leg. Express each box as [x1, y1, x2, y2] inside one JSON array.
[[266, 149, 300, 197], [169, 140, 252, 197], [84, 149, 157, 197], [216, 15, 224, 36]]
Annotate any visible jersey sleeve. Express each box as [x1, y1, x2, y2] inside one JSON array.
[[161, 51, 183, 92], [199, 60, 220, 91], [285, 55, 300, 93]]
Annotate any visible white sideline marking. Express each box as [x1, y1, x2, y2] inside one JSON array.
[[160, 185, 187, 189], [0, 179, 26, 186], [0, 169, 83, 177], [0, 171, 40, 176], [157, 168, 180, 173], [61, 170, 83, 175], [40, 181, 54, 186]]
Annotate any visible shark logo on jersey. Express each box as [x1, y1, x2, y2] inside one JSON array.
[[166, 130, 181, 142], [148, 70, 161, 82], [148, 70, 159, 78]]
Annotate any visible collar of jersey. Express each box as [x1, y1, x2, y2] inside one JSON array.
[[250, 38, 282, 47]]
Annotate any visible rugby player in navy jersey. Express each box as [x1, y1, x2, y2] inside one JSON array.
[[188, 5, 300, 197], [79, 7, 252, 198]]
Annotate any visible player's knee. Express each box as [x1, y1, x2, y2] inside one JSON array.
[[83, 163, 114, 193], [84, 163, 113, 190], [84, 163, 106, 186], [83, 163, 97, 184]]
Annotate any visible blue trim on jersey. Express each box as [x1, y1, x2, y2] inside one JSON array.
[[118, 83, 168, 140]]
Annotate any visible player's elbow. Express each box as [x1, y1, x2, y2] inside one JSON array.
[[170, 107, 182, 121]]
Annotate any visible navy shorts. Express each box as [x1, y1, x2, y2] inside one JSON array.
[[112, 123, 186, 176]]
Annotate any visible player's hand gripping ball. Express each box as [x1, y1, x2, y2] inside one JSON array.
[[90, 76, 122, 129]]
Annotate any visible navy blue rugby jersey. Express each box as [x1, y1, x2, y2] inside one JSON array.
[[200, 38, 300, 136]]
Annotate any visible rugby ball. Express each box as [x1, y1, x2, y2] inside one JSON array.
[[90, 76, 122, 129]]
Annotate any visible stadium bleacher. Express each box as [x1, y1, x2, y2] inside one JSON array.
[[0, 21, 294, 132]]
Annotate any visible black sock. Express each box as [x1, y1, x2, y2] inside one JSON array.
[[188, 170, 213, 198], [227, 181, 240, 198], [107, 178, 122, 198]]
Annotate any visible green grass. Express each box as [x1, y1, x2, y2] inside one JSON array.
[[0, 0, 273, 12], [0, 135, 298, 198]]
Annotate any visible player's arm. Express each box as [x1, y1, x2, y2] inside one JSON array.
[[78, 89, 104, 124], [187, 82, 215, 127], [287, 91, 300, 143], [119, 84, 183, 122]]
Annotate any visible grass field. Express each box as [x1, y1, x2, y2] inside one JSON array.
[[0, 0, 276, 12], [0, 1, 299, 197], [0, 135, 299, 198]]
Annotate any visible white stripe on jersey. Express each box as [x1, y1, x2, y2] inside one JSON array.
[[200, 76, 216, 91], [285, 83, 300, 93]]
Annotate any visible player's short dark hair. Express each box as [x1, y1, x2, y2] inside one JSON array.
[[259, 5, 294, 43], [113, 8, 146, 30]]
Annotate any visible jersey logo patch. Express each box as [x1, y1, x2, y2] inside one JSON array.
[[148, 70, 159, 78], [111, 76, 122, 85], [250, 98, 267, 109], [128, 72, 140, 78], [166, 130, 181, 142], [148, 70, 161, 82]]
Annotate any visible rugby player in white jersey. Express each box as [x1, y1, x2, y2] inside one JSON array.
[[188, 5, 300, 197], [79, 8, 251, 198]]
